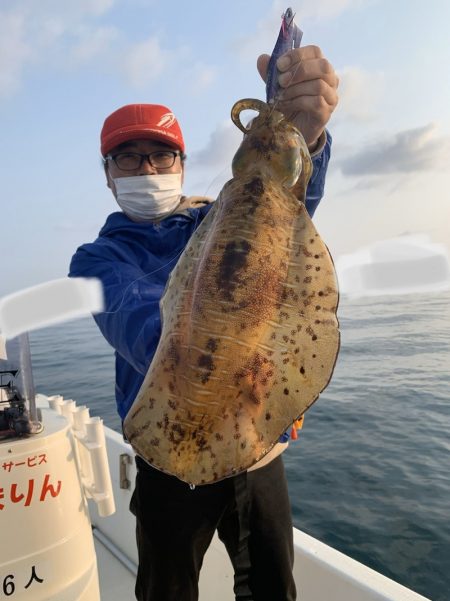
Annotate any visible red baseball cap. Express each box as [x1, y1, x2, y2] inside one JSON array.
[[100, 104, 185, 156]]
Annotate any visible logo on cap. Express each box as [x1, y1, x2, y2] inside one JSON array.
[[157, 113, 176, 128]]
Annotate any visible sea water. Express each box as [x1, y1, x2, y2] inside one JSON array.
[[29, 290, 450, 601]]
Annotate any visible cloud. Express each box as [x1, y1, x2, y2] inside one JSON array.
[[294, 0, 367, 20], [235, 0, 365, 61], [189, 120, 243, 169], [184, 120, 244, 198], [337, 123, 450, 176], [25, 0, 115, 19], [0, 10, 32, 97], [34, 16, 66, 47], [77, 0, 115, 16], [123, 35, 169, 88], [70, 25, 119, 64], [0, 1, 118, 98], [123, 38, 217, 93], [0, 2, 218, 100], [184, 62, 217, 95], [334, 66, 385, 123], [234, 2, 285, 62]]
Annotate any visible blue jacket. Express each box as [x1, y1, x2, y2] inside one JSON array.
[[69, 134, 332, 435]]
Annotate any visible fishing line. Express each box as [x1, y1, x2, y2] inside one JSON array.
[[101, 11, 303, 317], [201, 165, 230, 198], [101, 60, 304, 318], [268, 59, 303, 120], [102, 96, 252, 316], [101, 208, 201, 316], [100, 154, 232, 316]]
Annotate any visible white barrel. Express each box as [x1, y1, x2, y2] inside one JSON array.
[[0, 407, 100, 600]]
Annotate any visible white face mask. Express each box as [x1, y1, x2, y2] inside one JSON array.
[[113, 174, 183, 222]]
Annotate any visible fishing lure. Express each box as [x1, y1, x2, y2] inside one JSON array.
[[266, 7, 303, 104]]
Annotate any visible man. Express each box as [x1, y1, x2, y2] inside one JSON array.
[[70, 46, 339, 601]]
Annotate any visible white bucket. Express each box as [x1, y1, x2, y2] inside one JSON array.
[[0, 407, 100, 600]]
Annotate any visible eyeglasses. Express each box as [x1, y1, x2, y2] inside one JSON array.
[[106, 150, 181, 171]]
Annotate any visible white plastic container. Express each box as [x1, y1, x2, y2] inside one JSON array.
[[0, 407, 101, 600]]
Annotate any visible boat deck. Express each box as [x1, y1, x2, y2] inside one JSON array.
[[93, 520, 432, 601], [92, 523, 237, 600], [94, 533, 136, 600]]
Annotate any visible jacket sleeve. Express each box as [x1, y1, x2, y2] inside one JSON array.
[[304, 130, 332, 218], [69, 245, 162, 376]]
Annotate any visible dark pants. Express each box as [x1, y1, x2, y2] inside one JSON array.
[[130, 455, 296, 601]]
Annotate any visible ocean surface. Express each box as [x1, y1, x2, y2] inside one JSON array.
[[28, 290, 450, 601]]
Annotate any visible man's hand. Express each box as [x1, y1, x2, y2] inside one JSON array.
[[257, 45, 339, 152]]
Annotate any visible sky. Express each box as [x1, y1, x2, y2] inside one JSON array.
[[1, 0, 449, 296]]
